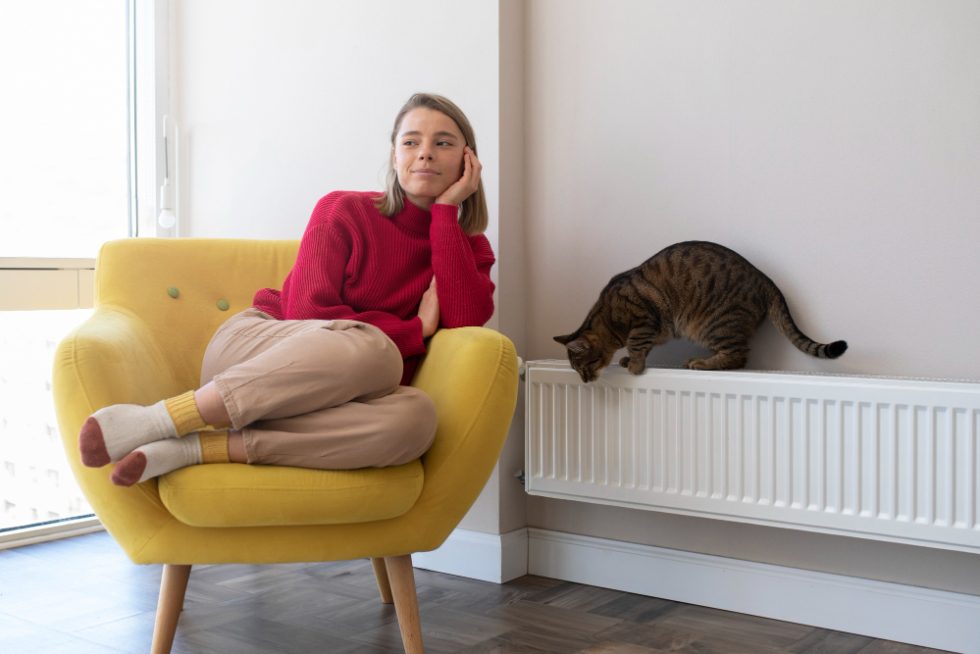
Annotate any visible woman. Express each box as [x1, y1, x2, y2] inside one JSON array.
[[79, 93, 495, 486]]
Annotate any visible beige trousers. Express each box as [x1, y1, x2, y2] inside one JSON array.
[[200, 308, 437, 469]]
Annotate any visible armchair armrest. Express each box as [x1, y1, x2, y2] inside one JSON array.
[[407, 327, 519, 549], [53, 307, 183, 552]]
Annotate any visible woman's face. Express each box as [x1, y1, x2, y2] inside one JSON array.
[[393, 107, 466, 209]]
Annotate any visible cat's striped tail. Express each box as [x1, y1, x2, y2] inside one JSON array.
[[768, 290, 848, 360]]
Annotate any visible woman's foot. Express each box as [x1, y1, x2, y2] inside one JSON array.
[[79, 391, 207, 467], [110, 431, 231, 486]]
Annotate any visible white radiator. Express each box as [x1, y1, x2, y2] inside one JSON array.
[[524, 360, 980, 554]]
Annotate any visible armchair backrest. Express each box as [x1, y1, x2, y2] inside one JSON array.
[[94, 238, 299, 388]]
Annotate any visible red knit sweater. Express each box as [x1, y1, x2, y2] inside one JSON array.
[[253, 190, 496, 384]]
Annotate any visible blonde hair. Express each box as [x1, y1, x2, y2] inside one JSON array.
[[375, 93, 488, 236]]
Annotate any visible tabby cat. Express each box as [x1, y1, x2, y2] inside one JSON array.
[[554, 241, 847, 383]]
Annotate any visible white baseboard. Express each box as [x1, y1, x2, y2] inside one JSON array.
[[528, 528, 980, 654], [413, 527, 528, 583]]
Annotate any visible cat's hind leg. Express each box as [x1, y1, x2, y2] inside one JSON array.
[[684, 349, 748, 371], [685, 322, 754, 371]]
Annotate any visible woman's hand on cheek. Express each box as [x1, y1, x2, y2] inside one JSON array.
[[435, 147, 482, 207]]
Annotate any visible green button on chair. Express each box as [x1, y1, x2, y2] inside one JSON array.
[[52, 238, 519, 653]]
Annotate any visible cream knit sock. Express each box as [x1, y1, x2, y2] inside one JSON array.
[[111, 431, 231, 487], [79, 391, 207, 467], [111, 434, 203, 486]]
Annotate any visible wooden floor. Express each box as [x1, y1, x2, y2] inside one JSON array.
[[0, 531, 949, 654]]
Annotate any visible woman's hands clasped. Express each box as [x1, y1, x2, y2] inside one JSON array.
[[418, 278, 440, 338], [435, 146, 482, 207]]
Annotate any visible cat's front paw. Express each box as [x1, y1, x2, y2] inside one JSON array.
[[627, 359, 647, 375]]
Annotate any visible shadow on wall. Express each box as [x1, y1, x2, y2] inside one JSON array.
[[599, 324, 850, 374], [620, 340, 714, 371]]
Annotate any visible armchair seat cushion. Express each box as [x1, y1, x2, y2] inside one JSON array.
[[158, 460, 424, 528]]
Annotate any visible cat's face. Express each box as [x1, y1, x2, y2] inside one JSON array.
[[553, 332, 610, 383]]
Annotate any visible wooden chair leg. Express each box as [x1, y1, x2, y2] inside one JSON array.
[[371, 557, 394, 604], [384, 554, 424, 654], [150, 564, 191, 654]]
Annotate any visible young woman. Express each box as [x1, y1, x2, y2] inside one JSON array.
[[79, 93, 495, 486]]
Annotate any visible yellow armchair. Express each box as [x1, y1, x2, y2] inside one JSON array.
[[52, 238, 519, 653]]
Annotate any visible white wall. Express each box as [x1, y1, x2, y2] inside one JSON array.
[[526, 0, 980, 380], [174, 0, 500, 248], [525, 0, 980, 593]]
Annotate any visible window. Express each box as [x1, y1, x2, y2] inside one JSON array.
[[0, 0, 167, 541], [0, 1, 132, 259]]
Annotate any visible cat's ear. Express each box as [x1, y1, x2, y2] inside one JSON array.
[[565, 338, 592, 357], [553, 333, 575, 345]]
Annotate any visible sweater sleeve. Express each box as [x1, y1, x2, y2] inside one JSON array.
[[279, 201, 427, 359], [429, 204, 496, 328]]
